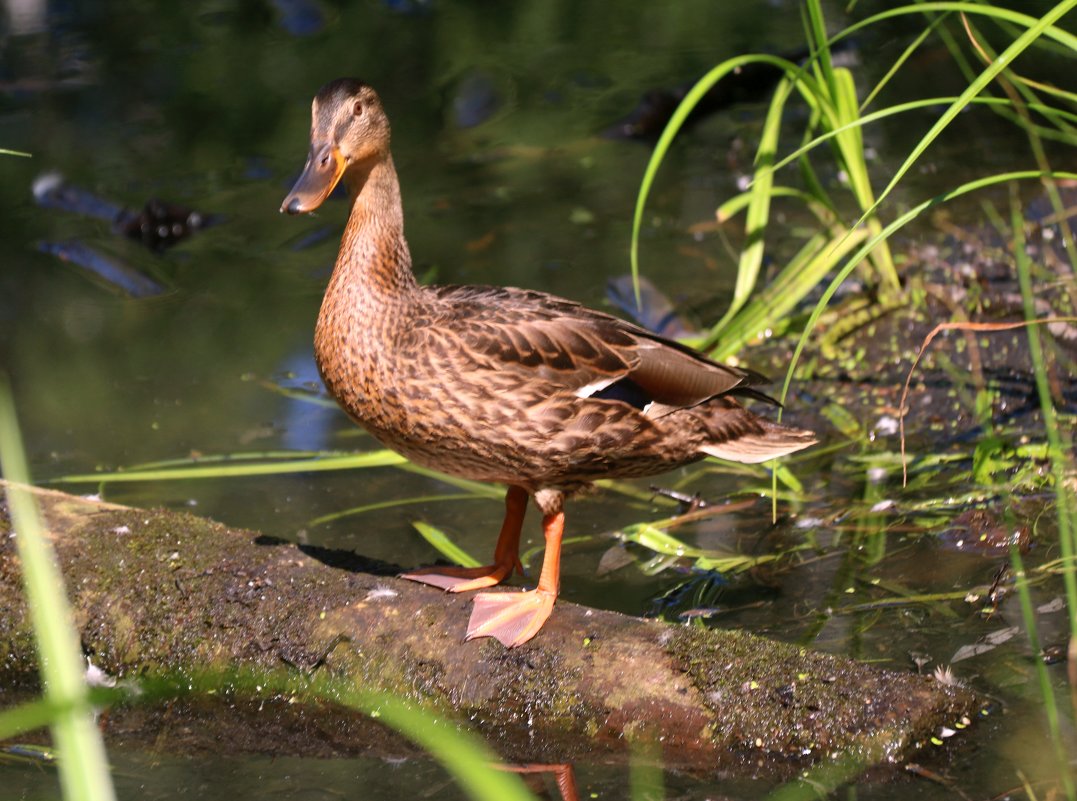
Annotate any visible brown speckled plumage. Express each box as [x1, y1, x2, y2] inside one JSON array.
[[282, 79, 815, 647]]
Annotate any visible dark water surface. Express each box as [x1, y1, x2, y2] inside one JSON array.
[[2, 1, 1074, 799]]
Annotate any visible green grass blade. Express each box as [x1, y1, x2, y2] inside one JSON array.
[[833, 3, 1077, 53], [764, 748, 879, 801], [1012, 188, 1077, 650], [764, 96, 1077, 180], [0, 688, 131, 743], [56, 450, 408, 483], [804, 0, 837, 99], [412, 521, 481, 567], [171, 668, 539, 801], [777, 169, 1077, 406], [831, 69, 868, 202], [716, 186, 837, 224], [866, 0, 1077, 214], [704, 227, 869, 358], [733, 77, 790, 315], [629, 54, 813, 308], [618, 521, 779, 573], [621, 523, 707, 558], [629, 739, 665, 801], [919, 3, 1077, 141], [397, 463, 505, 498], [0, 378, 117, 801], [841, 3, 1077, 144], [0, 698, 62, 741], [1010, 541, 1075, 799], [309, 493, 478, 526], [270, 670, 539, 801], [171, 669, 541, 801], [829, 67, 898, 289], [709, 78, 795, 334], [1020, 75, 1077, 108], [860, 11, 951, 111], [56, 451, 507, 506], [961, 12, 1077, 134], [356, 691, 537, 801]]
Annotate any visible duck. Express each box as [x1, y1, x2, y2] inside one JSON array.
[[281, 78, 816, 648]]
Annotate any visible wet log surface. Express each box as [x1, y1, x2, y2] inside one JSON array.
[[0, 481, 982, 778]]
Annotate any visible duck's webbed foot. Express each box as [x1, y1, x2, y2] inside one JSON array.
[[400, 485, 528, 593], [465, 587, 557, 648], [401, 560, 521, 593]]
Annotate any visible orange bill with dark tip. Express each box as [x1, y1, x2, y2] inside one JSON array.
[[280, 142, 346, 215]]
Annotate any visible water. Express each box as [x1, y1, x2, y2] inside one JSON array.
[[2, 1, 1074, 798]]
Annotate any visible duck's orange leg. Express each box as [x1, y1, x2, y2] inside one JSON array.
[[502, 764, 578, 801], [400, 485, 527, 592], [465, 509, 564, 648]]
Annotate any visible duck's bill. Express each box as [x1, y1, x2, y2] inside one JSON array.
[[280, 143, 345, 214]]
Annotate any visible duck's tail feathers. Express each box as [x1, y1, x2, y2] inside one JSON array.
[[699, 421, 816, 464]]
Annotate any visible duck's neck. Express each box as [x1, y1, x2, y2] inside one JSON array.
[[326, 155, 419, 306]]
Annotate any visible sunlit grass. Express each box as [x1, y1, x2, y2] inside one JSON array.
[[628, 739, 664, 801], [628, 1, 1075, 794], [56, 448, 409, 483], [630, 0, 1077, 363], [412, 521, 482, 567], [0, 378, 117, 801], [1010, 187, 1077, 794]]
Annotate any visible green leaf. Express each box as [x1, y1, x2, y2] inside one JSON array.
[[411, 521, 481, 567], [0, 379, 117, 801]]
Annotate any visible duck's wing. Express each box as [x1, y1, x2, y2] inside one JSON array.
[[429, 285, 773, 413]]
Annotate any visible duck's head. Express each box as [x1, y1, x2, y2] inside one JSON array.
[[281, 79, 390, 215]]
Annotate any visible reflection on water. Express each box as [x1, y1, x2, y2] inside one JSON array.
[[1, 1, 1074, 799]]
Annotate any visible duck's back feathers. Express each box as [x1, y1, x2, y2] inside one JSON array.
[[399, 284, 815, 481], [432, 284, 771, 409]]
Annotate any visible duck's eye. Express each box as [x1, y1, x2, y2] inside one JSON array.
[[352, 99, 364, 117]]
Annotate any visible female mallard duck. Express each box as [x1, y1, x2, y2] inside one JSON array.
[[282, 78, 815, 648]]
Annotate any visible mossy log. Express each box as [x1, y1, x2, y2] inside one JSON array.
[[0, 481, 981, 778]]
